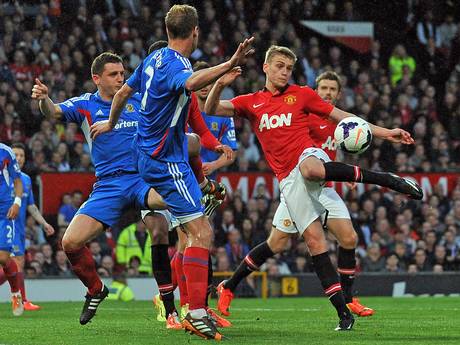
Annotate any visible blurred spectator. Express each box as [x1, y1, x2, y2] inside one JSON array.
[[224, 229, 250, 270], [107, 273, 135, 301], [55, 250, 73, 277], [384, 254, 402, 272], [388, 44, 416, 86], [89, 241, 103, 267], [416, 10, 441, 47], [57, 191, 82, 229], [41, 243, 58, 276], [413, 248, 433, 271], [361, 243, 386, 272], [116, 220, 152, 275], [438, 14, 458, 49]]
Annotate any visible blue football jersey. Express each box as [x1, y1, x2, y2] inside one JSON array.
[[15, 172, 34, 233], [0, 143, 21, 211], [127, 47, 193, 161], [58, 91, 142, 177], [200, 113, 238, 163]]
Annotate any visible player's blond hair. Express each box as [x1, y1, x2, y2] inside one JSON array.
[[165, 5, 198, 39], [315, 71, 343, 92], [264, 45, 297, 64]]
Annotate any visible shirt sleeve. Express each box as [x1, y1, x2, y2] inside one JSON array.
[[188, 94, 221, 151], [230, 94, 252, 119], [4, 147, 21, 180], [221, 118, 238, 150], [126, 61, 143, 92], [26, 177, 35, 206], [168, 58, 192, 92], [300, 86, 334, 118], [57, 95, 88, 125]]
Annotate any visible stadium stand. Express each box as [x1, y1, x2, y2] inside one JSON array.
[[0, 1, 459, 281]]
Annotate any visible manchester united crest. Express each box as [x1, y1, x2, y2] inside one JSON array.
[[284, 95, 296, 105]]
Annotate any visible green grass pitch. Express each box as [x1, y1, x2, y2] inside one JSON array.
[[1, 297, 459, 345]]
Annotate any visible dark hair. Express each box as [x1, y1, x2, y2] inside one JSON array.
[[148, 40, 168, 55], [165, 5, 198, 39], [91, 52, 123, 75], [193, 61, 210, 72], [11, 142, 26, 152], [315, 71, 342, 92]]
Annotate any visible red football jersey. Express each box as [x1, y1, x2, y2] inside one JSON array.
[[307, 113, 337, 161], [231, 85, 333, 181]]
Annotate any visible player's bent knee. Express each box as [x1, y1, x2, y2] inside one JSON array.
[[267, 229, 290, 253], [299, 159, 325, 181], [304, 232, 328, 255], [341, 231, 358, 249]]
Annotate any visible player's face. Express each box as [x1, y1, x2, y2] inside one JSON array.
[[93, 62, 125, 97], [197, 81, 214, 101], [12, 147, 25, 169], [316, 79, 341, 105], [263, 54, 294, 90]]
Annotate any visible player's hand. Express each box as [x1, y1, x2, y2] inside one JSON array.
[[214, 144, 233, 160], [90, 120, 114, 140], [384, 128, 414, 145], [31, 78, 49, 100], [202, 162, 216, 176], [217, 67, 242, 87], [7, 204, 20, 220], [229, 36, 255, 67], [345, 182, 357, 190], [43, 223, 55, 236]]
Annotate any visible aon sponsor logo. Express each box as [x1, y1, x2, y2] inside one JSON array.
[[114, 120, 138, 130], [259, 113, 292, 131]]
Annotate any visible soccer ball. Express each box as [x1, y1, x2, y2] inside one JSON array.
[[334, 117, 372, 154]]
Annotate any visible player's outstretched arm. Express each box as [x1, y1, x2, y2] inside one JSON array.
[[31, 78, 63, 121], [90, 83, 134, 139], [204, 68, 242, 116], [27, 204, 55, 236], [329, 107, 414, 145], [7, 177, 23, 220], [185, 37, 254, 91], [203, 153, 236, 176]]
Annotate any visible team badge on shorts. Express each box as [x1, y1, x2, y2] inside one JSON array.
[[283, 219, 292, 227], [212, 122, 218, 130], [284, 95, 296, 105]]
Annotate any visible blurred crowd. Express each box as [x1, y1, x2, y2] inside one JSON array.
[[1, 1, 460, 281]]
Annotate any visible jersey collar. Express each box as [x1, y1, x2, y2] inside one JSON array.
[[94, 91, 112, 105], [262, 83, 291, 96]]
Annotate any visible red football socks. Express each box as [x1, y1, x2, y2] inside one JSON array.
[[182, 247, 209, 310], [65, 246, 102, 295], [3, 259, 20, 293]]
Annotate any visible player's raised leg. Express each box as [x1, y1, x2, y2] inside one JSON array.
[[62, 214, 108, 325]]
